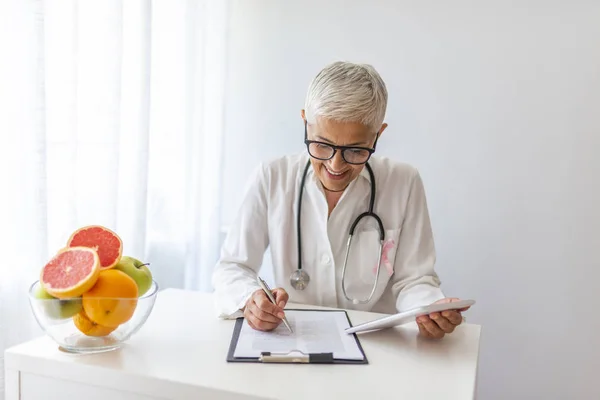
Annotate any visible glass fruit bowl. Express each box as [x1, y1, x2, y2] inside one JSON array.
[[28, 279, 159, 353]]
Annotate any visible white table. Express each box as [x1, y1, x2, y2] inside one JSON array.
[[5, 288, 481, 399]]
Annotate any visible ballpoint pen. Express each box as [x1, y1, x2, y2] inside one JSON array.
[[256, 276, 293, 333]]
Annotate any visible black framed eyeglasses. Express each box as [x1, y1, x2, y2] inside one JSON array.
[[304, 122, 378, 165]]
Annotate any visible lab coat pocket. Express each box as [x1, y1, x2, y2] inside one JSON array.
[[345, 228, 401, 286]]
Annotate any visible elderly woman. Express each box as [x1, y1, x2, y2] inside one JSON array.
[[212, 61, 469, 339]]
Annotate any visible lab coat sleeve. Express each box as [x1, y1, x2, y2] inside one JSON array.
[[211, 163, 269, 319], [391, 168, 446, 312]]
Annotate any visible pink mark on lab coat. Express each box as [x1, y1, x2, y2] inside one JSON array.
[[372, 239, 395, 277]]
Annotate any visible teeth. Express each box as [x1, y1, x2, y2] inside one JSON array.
[[326, 167, 344, 176]]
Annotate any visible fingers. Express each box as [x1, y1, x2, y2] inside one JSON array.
[[429, 312, 456, 333], [249, 298, 282, 323], [244, 290, 285, 331], [245, 313, 259, 330], [416, 298, 470, 338], [246, 312, 277, 332], [418, 321, 437, 339], [244, 304, 280, 331], [254, 291, 285, 318], [417, 311, 462, 339], [272, 288, 289, 309], [417, 310, 465, 339], [441, 310, 463, 325], [417, 315, 445, 339]]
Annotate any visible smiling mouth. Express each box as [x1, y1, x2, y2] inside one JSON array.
[[324, 166, 348, 178], [326, 168, 344, 176]]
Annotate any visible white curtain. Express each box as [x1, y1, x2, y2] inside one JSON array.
[[0, 0, 228, 396]]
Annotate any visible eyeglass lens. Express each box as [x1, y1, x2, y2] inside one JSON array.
[[308, 142, 371, 164]]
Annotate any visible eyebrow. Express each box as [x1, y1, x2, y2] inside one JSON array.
[[315, 135, 368, 147]]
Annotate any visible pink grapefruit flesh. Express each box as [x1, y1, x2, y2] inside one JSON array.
[[40, 247, 101, 299], [67, 225, 123, 270]]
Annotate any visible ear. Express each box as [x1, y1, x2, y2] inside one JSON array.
[[372, 123, 388, 149], [301, 109, 306, 123], [378, 123, 388, 138]]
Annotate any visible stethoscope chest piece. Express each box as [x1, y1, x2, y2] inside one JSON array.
[[290, 269, 310, 291]]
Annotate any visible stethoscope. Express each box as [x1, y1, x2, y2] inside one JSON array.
[[290, 160, 385, 304]]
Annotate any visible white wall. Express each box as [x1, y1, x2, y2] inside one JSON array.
[[220, 1, 600, 399]]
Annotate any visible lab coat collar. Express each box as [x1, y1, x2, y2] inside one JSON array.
[[359, 163, 372, 183]]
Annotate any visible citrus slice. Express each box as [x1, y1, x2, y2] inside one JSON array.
[[40, 247, 101, 299], [67, 225, 123, 270]]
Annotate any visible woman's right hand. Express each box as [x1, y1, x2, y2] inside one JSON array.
[[243, 288, 289, 331]]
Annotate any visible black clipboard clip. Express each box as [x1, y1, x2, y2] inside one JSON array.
[[259, 350, 334, 364]]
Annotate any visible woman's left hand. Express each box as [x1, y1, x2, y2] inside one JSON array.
[[416, 297, 470, 339]]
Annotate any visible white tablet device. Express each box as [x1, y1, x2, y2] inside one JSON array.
[[345, 299, 475, 334]]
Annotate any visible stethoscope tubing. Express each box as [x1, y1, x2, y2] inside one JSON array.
[[295, 159, 385, 304]]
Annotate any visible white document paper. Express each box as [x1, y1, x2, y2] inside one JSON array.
[[234, 310, 364, 360]]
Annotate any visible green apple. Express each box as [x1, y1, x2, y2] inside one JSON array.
[[113, 255, 153, 296], [33, 285, 82, 320]]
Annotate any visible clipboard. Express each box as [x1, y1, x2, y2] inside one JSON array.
[[226, 309, 368, 364]]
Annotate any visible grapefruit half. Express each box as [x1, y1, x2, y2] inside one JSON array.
[[67, 225, 123, 270], [40, 247, 101, 299]]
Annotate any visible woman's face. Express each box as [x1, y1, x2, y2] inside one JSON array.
[[302, 110, 386, 192]]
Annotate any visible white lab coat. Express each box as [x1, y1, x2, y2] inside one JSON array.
[[211, 151, 445, 318]]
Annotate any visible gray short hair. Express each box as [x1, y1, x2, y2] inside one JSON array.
[[304, 61, 388, 133]]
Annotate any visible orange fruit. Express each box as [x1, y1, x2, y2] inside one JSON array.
[[40, 247, 101, 299], [67, 225, 123, 270], [73, 310, 116, 337], [82, 269, 139, 328]]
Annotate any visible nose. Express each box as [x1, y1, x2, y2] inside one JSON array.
[[328, 150, 346, 171]]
